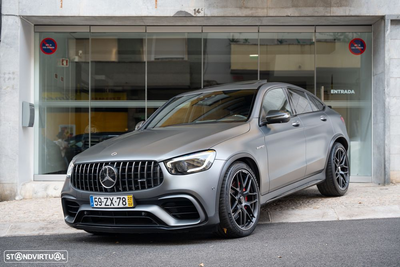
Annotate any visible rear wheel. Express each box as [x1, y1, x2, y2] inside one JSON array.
[[318, 142, 350, 196], [217, 162, 260, 238]]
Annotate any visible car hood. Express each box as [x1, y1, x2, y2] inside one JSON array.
[[75, 123, 250, 163]]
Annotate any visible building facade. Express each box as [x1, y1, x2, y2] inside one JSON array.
[[0, 0, 399, 200]]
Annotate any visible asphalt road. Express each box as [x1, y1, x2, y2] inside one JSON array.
[[1, 218, 399, 267]]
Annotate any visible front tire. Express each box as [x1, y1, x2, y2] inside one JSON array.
[[217, 162, 260, 238], [318, 142, 350, 196]]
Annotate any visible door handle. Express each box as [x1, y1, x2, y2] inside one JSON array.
[[292, 121, 300, 127], [320, 116, 327, 122]]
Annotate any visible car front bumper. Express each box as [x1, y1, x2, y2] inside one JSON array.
[[61, 160, 225, 233]]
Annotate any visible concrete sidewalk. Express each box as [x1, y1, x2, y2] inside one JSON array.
[[1, 183, 399, 237]]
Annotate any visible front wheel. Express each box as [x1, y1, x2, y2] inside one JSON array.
[[318, 142, 350, 196], [217, 162, 260, 238]]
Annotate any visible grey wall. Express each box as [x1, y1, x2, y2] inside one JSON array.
[[18, 19, 35, 196], [0, 16, 19, 200], [7, 0, 400, 17], [0, 0, 35, 201], [372, 18, 390, 185], [389, 20, 400, 183]]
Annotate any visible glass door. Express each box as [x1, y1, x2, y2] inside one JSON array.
[[37, 29, 90, 174], [316, 26, 372, 179]]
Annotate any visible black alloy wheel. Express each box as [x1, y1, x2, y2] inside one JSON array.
[[218, 162, 260, 238], [318, 142, 350, 196], [334, 146, 350, 190]]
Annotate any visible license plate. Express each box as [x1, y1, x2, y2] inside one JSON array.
[[90, 195, 134, 208]]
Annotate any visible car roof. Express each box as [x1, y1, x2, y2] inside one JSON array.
[[176, 80, 268, 97], [175, 81, 314, 98], [260, 82, 306, 91], [205, 80, 268, 90]]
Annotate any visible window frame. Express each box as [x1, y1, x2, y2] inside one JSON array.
[[305, 92, 326, 112], [286, 87, 316, 115]]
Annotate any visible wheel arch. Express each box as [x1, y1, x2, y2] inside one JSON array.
[[234, 157, 261, 189], [324, 134, 349, 171], [214, 153, 262, 223], [335, 136, 349, 151]]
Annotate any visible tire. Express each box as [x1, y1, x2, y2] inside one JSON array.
[[318, 142, 350, 197], [217, 162, 260, 238]]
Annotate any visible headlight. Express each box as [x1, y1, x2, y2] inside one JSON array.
[[164, 150, 216, 175], [66, 159, 76, 178]]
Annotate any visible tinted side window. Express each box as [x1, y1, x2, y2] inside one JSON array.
[[287, 89, 312, 114], [261, 88, 292, 117], [307, 93, 324, 111]]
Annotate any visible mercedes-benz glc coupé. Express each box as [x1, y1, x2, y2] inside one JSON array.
[[62, 80, 350, 238]]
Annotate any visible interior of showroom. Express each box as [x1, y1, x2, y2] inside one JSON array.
[[35, 25, 372, 182]]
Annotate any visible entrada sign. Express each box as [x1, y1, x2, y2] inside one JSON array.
[[331, 89, 355, 94]]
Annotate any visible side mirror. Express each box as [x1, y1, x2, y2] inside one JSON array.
[[135, 121, 145, 131], [264, 110, 291, 124]]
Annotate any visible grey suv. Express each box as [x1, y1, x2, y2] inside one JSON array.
[[61, 80, 350, 238]]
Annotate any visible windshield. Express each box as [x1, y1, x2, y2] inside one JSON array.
[[147, 89, 257, 128]]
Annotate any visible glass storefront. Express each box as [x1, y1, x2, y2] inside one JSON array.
[[316, 29, 372, 177], [203, 30, 258, 86], [259, 27, 315, 93], [90, 31, 146, 136], [146, 32, 202, 115], [36, 26, 372, 179]]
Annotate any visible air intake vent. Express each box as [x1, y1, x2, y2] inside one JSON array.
[[77, 211, 165, 226], [161, 198, 200, 220], [64, 200, 80, 218]]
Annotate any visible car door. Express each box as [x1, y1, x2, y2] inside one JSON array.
[[287, 88, 333, 176], [259, 87, 307, 192]]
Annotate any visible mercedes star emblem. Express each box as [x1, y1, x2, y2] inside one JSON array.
[[99, 165, 118, 189]]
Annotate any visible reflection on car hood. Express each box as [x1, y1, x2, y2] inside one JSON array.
[[75, 123, 250, 163]]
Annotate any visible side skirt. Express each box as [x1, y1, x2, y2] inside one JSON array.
[[260, 172, 325, 204]]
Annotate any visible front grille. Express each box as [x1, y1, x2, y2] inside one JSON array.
[[161, 198, 200, 220], [76, 210, 165, 226], [64, 199, 80, 218], [71, 161, 164, 192]]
